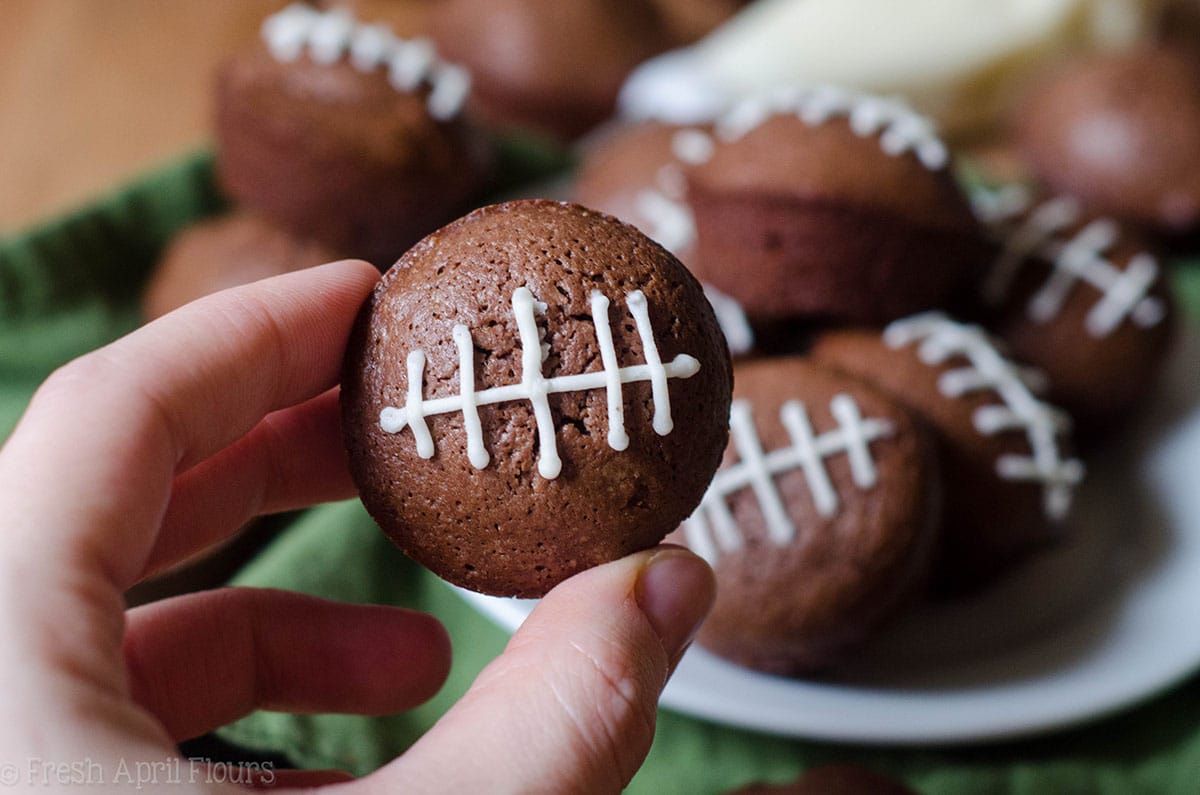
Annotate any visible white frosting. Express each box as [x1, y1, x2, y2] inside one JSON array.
[[683, 394, 895, 564], [711, 84, 948, 170], [883, 312, 1084, 520], [260, 3, 470, 121], [978, 191, 1167, 339], [379, 287, 701, 479], [701, 284, 754, 357], [635, 85, 944, 294], [672, 128, 717, 165], [635, 189, 696, 258], [632, 189, 756, 357]]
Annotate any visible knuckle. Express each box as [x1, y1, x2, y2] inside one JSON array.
[[559, 637, 660, 788]]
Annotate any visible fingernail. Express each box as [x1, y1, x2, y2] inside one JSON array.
[[635, 547, 716, 664]]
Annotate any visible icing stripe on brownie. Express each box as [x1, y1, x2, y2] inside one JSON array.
[[974, 189, 1166, 338], [883, 312, 1084, 519], [684, 395, 895, 564], [379, 287, 701, 479], [261, 4, 470, 121], [673, 85, 948, 171]]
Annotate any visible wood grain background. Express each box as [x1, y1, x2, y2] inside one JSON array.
[[0, 0, 432, 234]]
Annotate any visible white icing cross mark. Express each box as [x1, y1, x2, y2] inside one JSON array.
[[683, 395, 895, 565], [884, 313, 1084, 520], [261, 3, 470, 121], [379, 287, 701, 479], [975, 191, 1166, 339]]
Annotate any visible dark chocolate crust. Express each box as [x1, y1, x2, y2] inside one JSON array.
[[686, 115, 987, 324], [681, 358, 939, 675], [215, 44, 492, 268], [341, 200, 733, 596], [1014, 46, 1200, 233]]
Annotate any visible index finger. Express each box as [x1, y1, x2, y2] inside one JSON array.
[[0, 259, 379, 590]]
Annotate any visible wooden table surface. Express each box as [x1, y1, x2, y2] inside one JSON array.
[[0, 0, 430, 235]]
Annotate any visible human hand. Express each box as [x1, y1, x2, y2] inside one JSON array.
[[0, 260, 715, 793]]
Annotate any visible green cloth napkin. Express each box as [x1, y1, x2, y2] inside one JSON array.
[[4, 150, 1200, 794]]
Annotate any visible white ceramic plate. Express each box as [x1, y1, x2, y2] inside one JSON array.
[[456, 328, 1200, 745]]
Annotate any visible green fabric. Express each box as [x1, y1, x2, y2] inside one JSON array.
[[2, 149, 1200, 794], [214, 499, 1200, 794], [0, 151, 225, 439]]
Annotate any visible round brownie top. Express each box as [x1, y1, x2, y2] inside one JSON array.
[[220, 4, 474, 163], [341, 199, 733, 596], [974, 189, 1175, 426], [427, 0, 670, 135], [220, 44, 464, 166], [683, 88, 974, 231], [1014, 45, 1200, 231], [809, 313, 1084, 589], [811, 314, 1083, 523], [682, 356, 936, 672]]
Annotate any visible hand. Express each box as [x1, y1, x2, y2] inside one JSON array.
[[0, 260, 715, 793]]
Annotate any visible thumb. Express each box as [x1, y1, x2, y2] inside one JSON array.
[[372, 545, 715, 795]]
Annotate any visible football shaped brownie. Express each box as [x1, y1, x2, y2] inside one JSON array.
[[676, 357, 939, 675], [811, 313, 1084, 592], [666, 85, 987, 325], [973, 187, 1175, 428], [216, 4, 492, 266], [341, 200, 733, 597]]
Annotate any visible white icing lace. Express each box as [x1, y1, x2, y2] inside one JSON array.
[[683, 394, 894, 564], [379, 287, 701, 479], [261, 3, 470, 121], [974, 189, 1166, 339], [704, 84, 949, 170], [884, 313, 1084, 520]]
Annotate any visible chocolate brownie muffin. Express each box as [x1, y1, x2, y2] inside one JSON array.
[[676, 357, 939, 675], [680, 85, 988, 324], [426, 0, 673, 140], [811, 314, 1084, 592], [729, 766, 918, 795], [216, 4, 492, 267], [143, 211, 338, 321], [974, 188, 1175, 428], [341, 200, 733, 597], [1014, 46, 1200, 234], [575, 123, 757, 355]]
